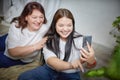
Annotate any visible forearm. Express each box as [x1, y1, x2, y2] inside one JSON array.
[[47, 57, 72, 71], [8, 45, 36, 58]]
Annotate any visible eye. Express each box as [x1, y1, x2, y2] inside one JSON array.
[[67, 24, 72, 27], [39, 16, 44, 19], [58, 24, 64, 27], [32, 16, 37, 19]]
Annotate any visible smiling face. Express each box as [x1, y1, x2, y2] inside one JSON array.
[[56, 17, 73, 41], [25, 9, 44, 31]]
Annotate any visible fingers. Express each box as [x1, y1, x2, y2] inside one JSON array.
[[86, 41, 94, 53], [35, 37, 48, 50], [40, 37, 48, 46], [86, 41, 91, 49], [42, 37, 48, 42], [80, 48, 89, 59], [80, 55, 87, 61], [78, 62, 84, 72], [81, 42, 95, 58], [81, 47, 89, 55], [71, 62, 78, 69], [71, 60, 84, 72]]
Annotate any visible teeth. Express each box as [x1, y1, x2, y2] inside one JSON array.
[[62, 32, 68, 35], [34, 23, 40, 25]]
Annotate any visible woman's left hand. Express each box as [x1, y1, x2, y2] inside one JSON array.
[[80, 41, 96, 64]]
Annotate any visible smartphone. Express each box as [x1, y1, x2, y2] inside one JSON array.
[[82, 36, 92, 48]]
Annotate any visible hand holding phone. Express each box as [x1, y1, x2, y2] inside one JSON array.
[[81, 36, 92, 58]]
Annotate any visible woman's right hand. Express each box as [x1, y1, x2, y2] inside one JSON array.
[[71, 59, 84, 72], [34, 37, 48, 51]]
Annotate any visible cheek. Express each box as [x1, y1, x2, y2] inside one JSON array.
[[40, 18, 44, 23], [56, 28, 59, 34], [26, 18, 32, 23], [69, 27, 73, 32], [56, 26, 60, 32], [25, 16, 28, 21], [71, 28, 73, 32]]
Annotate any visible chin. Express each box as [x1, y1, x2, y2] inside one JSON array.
[[35, 27, 40, 30], [62, 36, 69, 39]]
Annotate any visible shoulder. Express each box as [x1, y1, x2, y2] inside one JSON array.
[[43, 45, 57, 61], [8, 22, 21, 36], [9, 22, 20, 31]]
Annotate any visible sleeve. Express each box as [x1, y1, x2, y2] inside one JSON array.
[[43, 45, 57, 61], [7, 23, 20, 48]]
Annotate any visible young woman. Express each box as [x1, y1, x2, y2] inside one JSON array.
[[0, 2, 48, 68], [18, 8, 96, 80]]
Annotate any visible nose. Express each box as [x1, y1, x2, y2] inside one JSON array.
[[36, 18, 41, 23], [63, 26, 68, 31]]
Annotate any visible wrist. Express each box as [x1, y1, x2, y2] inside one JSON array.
[[32, 44, 36, 52], [86, 59, 96, 68], [88, 56, 96, 64]]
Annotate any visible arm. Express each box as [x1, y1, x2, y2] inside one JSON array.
[[46, 57, 72, 71], [8, 45, 36, 57], [8, 37, 48, 57], [46, 57, 84, 72]]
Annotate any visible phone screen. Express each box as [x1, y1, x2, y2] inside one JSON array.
[[82, 36, 92, 48]]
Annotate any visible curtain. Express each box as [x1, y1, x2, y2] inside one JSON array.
[[3, 0, 61, 24]]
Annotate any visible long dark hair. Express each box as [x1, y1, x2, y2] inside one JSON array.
[[45, 8, 82, 61], [11, 2, 47, 30]]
